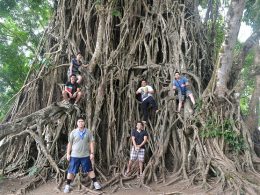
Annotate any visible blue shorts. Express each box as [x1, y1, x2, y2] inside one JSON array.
[[68, 157, 93, 175]]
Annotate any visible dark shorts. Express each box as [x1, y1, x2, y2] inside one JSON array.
[[177, 90, 192, 101], [68, 157, 93, 175]]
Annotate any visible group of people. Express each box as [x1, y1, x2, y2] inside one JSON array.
[[64, 117, 148, 193], [62, 52, 195, 119], [136, 71, 196, 123], [63, 52, 196, 193], [62, 52, 87, 106]]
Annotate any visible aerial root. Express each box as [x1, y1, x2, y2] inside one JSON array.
[[14, 176, 43, 195]]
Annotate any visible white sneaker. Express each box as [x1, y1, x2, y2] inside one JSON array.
[[64, 184, 70, 193], [93, 181, 102, 190]]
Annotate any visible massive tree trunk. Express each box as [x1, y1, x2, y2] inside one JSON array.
[[247, 46, 260, 131], [215, 0, 245, 96], [1, 0, 260, 194]]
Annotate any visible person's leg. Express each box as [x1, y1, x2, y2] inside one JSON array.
[[62, 90, 70, 102], [188, 92, 195, 105], [138, 148, 145, 176], [178, 100, 183, 112], [66, 173, 75, 184], [75, 91, 82, 104], [64, 157, 80, 192], [126, 160, 133, 174], [77, 75, 83, 84], [139, 161, 144, 176], [126, 147, 137, 175], [81, 157, 101, 190], [141, 99, 149, 122], [177, 90, 183, 112], [148, 96, 158, 112]]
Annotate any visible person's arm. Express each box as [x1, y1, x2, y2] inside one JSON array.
[[138, 136, 148, 147], [73, 85, 81, 97], [172, 80, 177, 90], [184, 78, 190, 86], [181, 77, 188, 87], [76, 85, 81, 92], [82, 63, 89, 67], [66, 142, 72, 161], [89, 140, 95, 160], [136, 87, 142, 94], [131, 136, 137, 149], [65, 85, 73, 97], [147, 86, 154, 94]]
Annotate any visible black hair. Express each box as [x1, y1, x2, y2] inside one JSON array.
[[175, 71, 180, 74], [136, 121, 144, 127], [77, 52, 82, 55], [70, 74, 76, 78], [77, 116, 85, 121]]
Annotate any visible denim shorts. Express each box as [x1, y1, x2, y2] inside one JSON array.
[[68, 156, 93, 175]]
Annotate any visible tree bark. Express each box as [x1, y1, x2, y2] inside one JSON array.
[[246, 46, 260, 132], [215, 0, 245, 96]]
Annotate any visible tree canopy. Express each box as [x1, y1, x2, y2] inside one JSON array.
[[0, 0, 52, 119]]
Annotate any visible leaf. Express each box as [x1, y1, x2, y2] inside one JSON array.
[[111, 9, 121, 17]]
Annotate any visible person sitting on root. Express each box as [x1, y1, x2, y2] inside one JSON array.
[[68, 52, 89, 84], [136, 79, 159, 123], [62, 74, 82, 106], [125, 121, 148, 177], [172, 71, 195, 112], [64, 117, 102, 193]]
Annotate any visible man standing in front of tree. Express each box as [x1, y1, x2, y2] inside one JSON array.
[[64, 117, 101, 193], [125, 121, 148, 177]]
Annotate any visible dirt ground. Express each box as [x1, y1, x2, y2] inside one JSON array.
[[0, 176, 226, 195]]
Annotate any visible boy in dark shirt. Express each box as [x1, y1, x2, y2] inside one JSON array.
[[125, 121, 148, 177], [68, 52, 89, 84], [62, 74, 82, 106]]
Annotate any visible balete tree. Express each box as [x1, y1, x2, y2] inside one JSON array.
[[1, 0, 260, 194]]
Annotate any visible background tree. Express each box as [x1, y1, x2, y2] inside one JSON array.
[[0, 0, 52, 119], [0, 0, 260, 194]]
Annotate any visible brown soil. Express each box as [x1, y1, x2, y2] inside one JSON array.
[[0, 176, 226, 195]]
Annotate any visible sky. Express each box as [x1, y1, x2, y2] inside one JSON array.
[[238, 22, 253, 42]]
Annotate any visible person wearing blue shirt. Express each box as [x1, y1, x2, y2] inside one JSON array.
[[172, 71, 195, 112]]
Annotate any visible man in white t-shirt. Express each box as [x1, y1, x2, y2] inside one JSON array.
[[136, 80, 158, 122]]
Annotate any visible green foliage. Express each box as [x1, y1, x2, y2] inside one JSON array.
[[200, 118, 246, 152], [243, 0, 260, 31], [239, 49, 255, 116], [213, 18, 225, 53], [0, 0, 52, 120], [111, 9, 121, 17], [194, 98, 203, 112]]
